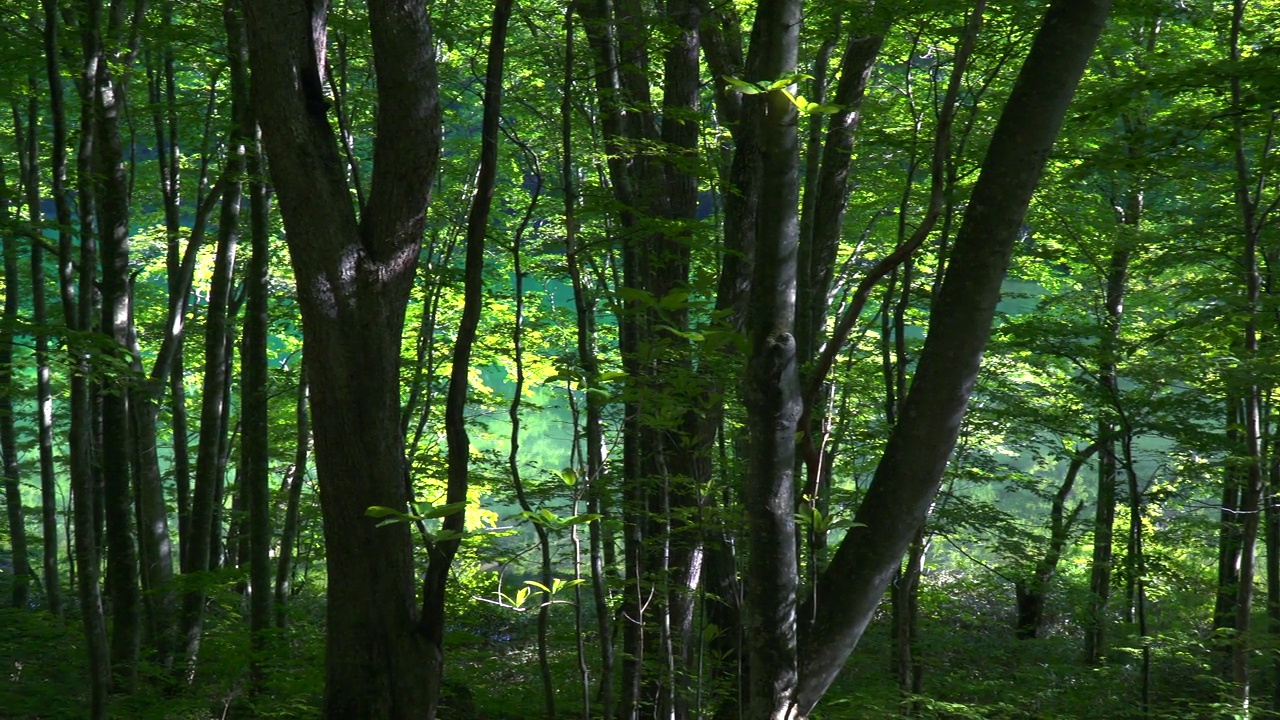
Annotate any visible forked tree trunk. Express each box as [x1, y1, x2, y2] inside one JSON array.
[[245, 0, 442, 715]]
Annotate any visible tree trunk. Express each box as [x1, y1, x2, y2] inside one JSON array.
[[795, 1, 1113, 713], [1016, 443, 1096, 639], [41, 0, 79, 621], [1226, 0, 1267, 706], [47, 0, 111, 711], [245, 0, 442, 715], [181, 147, 242, 670], [562, 7, 614, 713], [738, 0, 803, 717], [221, 0, 273, 691], [1084, 225, 1130, 662], [275, 371, 309, 630], [0, 161, 31, 612], [87, 0, 147, 687], [18, 90, 62, 616]]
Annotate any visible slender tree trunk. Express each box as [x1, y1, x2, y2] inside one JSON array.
[[19, 89, 62, 616], [41, 0, 78, 622], [562, 7, 614, 713], [1216, 396, 1245, 656], [1267, 452, 1280, 711], [506, 175, 556, 718], [275, 370, 309, 629], [182, 149, 242, 669], [0, 160, 31, 612], [220, 0, 273, 691], [1016, 443, 1096, 639], [428, 4, 513, 715], [1226, 1, 1268, 709], [47, 0, 110, 712]]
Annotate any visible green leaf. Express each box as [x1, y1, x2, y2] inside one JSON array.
[[559, 467, 578, 486], [525, 580, 551, 594], [553, 578, 586, 593], [563, 513, 602, 526], [658, 290, 690, 311], [655, 324, 706, 342], [419, 501, 468, 519], [723, 75, 762, 94]]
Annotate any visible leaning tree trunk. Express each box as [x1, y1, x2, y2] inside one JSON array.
[[245, 0, 442, 716], [795, 1, 1113, 714]]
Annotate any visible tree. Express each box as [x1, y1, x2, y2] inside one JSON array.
[[793, 0, 1114, 712], [244, 0, 442, 715]]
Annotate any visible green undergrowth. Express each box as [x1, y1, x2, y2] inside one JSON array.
[[3, 572, 1277, 719]]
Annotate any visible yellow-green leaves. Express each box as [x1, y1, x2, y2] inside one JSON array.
[[723, 73, 841, 114]]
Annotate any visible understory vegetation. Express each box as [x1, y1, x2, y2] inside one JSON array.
[[3, 0, 1280, 717]]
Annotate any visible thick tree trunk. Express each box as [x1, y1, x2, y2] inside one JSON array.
[[794, 1, 1113, 713], [88, 0, 146, 686], [245, 0, 441, 715], [739, 0, 803, 717]]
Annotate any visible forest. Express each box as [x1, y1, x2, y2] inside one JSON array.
[[1, 0, 1278, 717]]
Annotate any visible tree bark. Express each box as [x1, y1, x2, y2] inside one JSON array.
[[739, 0, 803, 718], [1084, 246, 1128, 665], [245, 0, 441, 714], [87, 0, 149, 689], [222, 0, 272, 691], [561, 6, 614, 714]]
